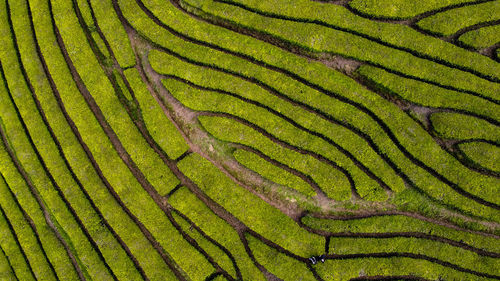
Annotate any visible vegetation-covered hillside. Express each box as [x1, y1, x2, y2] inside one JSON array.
[[0, 0, 498, 280]]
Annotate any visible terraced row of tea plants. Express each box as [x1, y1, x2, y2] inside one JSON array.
[[0, 0, 498, 280]]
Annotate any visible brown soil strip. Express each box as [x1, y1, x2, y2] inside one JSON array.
[[321, 55, 362, 75], [113, 2, 250, 234], [158, 68, 380, 196], [159, 75, 361, 198], [479, 42, 500, 62], [31, 1, 323, 280], [123, 0, 500, 240], [132, 37, 322, 219], [145, 0, 500, 213], [196, 110, 371, 202], [151, 36, 496, 230]]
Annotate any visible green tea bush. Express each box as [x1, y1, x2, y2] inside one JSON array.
[[348, 0, 477, 19], [458, 141, 500, 172], [417, 1, 500, 36], [169, 186, 266, 281], [124, 68, 189, 160], [459, 25, 500, 49]]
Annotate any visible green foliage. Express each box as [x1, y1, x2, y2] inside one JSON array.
[[177, 153, 324, 256], [123, 0, 500, 86], [54, 0, 180, 196], [150, 47, 496, 216], [6, 0, 155, 278], [0, 179, 39, 281], [302, 214, 500, 252], [417, 1, 500, 36], [315, 257, 490, 281], [171, 212, 237, 278], [1, 5, 113, 280], [329, 236, 499, 276], [430, 112, 500, 142], [348, 0, 476, 19], [157, 66, 387, 201], [90, 30, 111, 58], [1, 0, 498, 279], [88, 0, 135, 68], [74, 0, 94, 29], [246, 234, 316, 281], [113, 69, 133, 102], [151, 51, 391, 200], [169, 186, 266, 281], [124, 68, 189, 160], [150, 49, 400, 199], [0, 241, 17, 281], [459, 25, 500, 49], [234, 149, 315, 197], [356, 65, 500, 122], [458, 141, 500, 172], [122, 0, 499, 216], [0, 135, 78, 281], [212, 275, 229, 281]]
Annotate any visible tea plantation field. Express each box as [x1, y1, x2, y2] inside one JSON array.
[[0, 0, 498, 280]]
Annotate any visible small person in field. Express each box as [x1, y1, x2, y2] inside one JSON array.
[[308, 255, 326, 265]]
